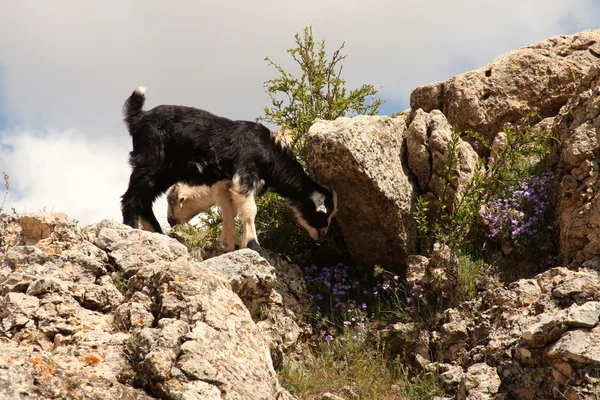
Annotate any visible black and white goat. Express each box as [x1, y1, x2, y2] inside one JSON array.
[[121, 87, 338, 249]]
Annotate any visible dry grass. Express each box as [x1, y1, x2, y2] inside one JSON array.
[[278, 333, 444, 400]]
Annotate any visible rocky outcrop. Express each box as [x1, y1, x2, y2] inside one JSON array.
[[406, 109, 479, 211], [551, 65, 600, 267], [411, 29, 600, 145], [401, 267, 600, 399], [0, 213, 296, 400], [307, 115, 417, 268]]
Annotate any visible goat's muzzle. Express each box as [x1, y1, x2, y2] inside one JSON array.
[[167, 217, 178, 227]]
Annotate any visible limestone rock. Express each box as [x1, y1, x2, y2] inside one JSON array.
[[307, 115, 417, 267], [411, 29, 600, 144], [546, 328, 600, 366], [84, 219, 189, 276], [19, 212, 72, 245], [0, 213, 293, 400], [200, 249, 277, 317], [406, 255, 430, 288], [406, 110, 479, 212], [459, 363, 501, 400], [551, 65, 600, 267]]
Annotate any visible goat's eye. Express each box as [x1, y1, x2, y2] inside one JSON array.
[[169, 199, 175, 206]]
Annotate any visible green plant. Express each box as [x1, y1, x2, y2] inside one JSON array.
[[414, 195, 431, 255], [111, 272, 128, 296], [1, 172, 9, 213], [416, 115, 555, 305], [118, 369, 141, 387], [169, 208, 225, 258], [433, 116, 553, 255], [258, 26, 382, 168], [278, 331, 445, 400]]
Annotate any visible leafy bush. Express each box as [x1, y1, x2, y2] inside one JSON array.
[[432, 117, 554, 255], [258, 26, 382, 168], [416, 116, 556, 304]]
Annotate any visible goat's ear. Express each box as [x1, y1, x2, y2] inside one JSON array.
[[179, 196, 186, 207], [310, 191, 327, 214]]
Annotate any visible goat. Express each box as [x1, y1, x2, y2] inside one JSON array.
[[121, 86, 338, 249], [166, 181, 239, 251]]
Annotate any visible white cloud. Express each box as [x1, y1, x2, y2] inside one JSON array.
[[0, 0, 598, 225], [0, 130, 169, 227]]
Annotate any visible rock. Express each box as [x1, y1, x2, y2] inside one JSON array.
[[381, 322, 430, 364], [0, 292, 39, 333], [546, 328, 600, 366], [19, 212, 73, 245], [426, 362, 464, 393], [0, 338, 154, 400], [307, 115, 417, 268], [200, 249, 277, 317], [0, 214, 22, 249], [520, 313, 567, 348], [202, 247, 312, 370], [424, 264, 600, 398], [322, 393, 346, 400], [550, 267, 600, 301], [459, 363, 501, 400], [551, 65, 600, 267], [406, 255, 430, 287], [1, 213, 293, 400], [565, 301, 600, 328], [410, 82, 444, 114], [426, 111, 479, 211], [406, 110, 479, 212], [411, 29, 600, 145], [84, 219, 189, 276], [430, 242, 458, 288], [406, 109, 432, 191], [113, 300, 155, 331]]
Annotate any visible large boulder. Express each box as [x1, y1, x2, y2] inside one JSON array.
[[406, 109, 479, 211], [0, 213, 293, 400], [550, 65, 600, 267], [307, 115, 417, 268], [411, 29, 600, 144]]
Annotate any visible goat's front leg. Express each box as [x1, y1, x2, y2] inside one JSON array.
[[121, 179, 163, 233], [230, 190, 259, 250], [214, 182, 237, 252]]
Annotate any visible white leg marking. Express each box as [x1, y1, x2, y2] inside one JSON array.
[[139, 217, 155, 232], [214, 181, 236, 252], [231, 187, 258, 248]]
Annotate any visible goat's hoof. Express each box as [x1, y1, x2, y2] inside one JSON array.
[[234, 244, 240, 250], [247, 239, 260, 251]]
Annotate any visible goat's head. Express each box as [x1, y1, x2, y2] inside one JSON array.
[[290, 185, 338, 241], [166, 183, 216, 227]]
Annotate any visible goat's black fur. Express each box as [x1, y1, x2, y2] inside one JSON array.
[[121, 87, 337, 237]]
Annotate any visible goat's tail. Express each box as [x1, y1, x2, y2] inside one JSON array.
[[122, 86, 147, 130]]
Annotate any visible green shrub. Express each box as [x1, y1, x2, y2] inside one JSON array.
[[258, 26, 382, 169], [418, 115, 556, 303], [430, 116, 553, 254]]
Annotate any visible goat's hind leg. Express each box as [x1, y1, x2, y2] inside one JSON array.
[[230, 185, 259, 251], [214, 181, 238, 252]]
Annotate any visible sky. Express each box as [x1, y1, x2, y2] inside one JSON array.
[[0, 0, 599, 228]]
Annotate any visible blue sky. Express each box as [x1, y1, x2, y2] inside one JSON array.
[[0, 0, 599, 226]]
